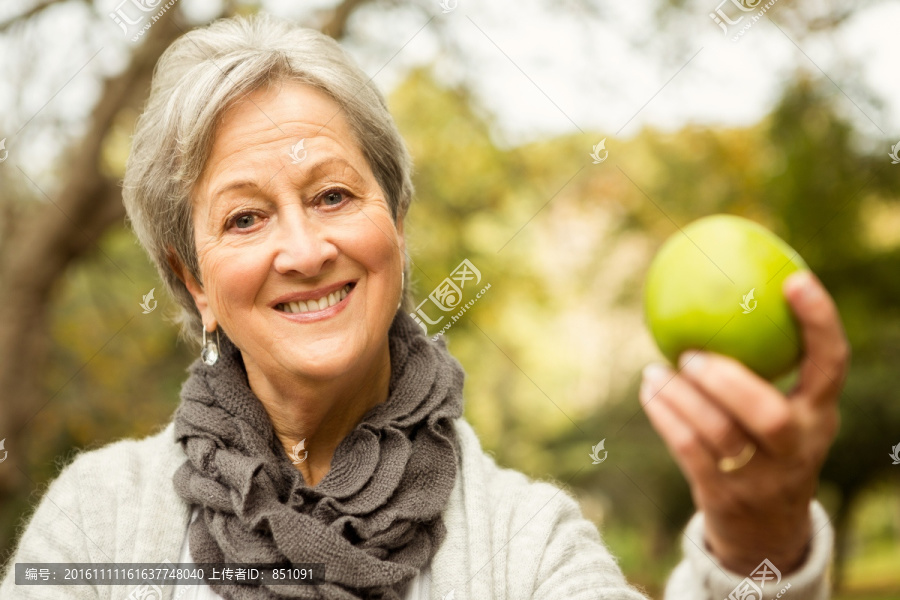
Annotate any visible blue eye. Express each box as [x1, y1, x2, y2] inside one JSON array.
[[234, 214, 256, 228], [321, 188, 349, 206], [226, 212, 260, 231]]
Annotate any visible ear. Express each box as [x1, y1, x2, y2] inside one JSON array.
[[166, 248, 217, 331]]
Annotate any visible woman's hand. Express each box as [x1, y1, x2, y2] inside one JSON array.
[[639, 270, 849, 576]]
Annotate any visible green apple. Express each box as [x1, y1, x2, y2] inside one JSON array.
[[643, 214, 808, 380]]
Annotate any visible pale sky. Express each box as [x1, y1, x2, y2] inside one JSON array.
[[259, 0, 900, 148], [1, 0, 898, 163]]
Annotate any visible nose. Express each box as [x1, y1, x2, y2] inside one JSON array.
[[271, 207, 339, 277]]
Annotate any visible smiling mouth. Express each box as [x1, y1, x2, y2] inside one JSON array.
[[275, 283, 354, 314]]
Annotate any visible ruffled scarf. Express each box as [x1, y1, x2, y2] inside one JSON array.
[[172, 310, 465, 599]]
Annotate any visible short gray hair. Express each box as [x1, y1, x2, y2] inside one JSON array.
[[122, 13, 414, 345]]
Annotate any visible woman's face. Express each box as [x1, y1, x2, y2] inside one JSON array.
[[184, 80, 404, 382]]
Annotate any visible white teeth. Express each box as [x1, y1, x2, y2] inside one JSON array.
[[278, 284, 352, 313]]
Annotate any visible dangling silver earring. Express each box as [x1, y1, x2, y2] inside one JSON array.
[[201, 327, 220, 366], [397, 271, 404, 311]]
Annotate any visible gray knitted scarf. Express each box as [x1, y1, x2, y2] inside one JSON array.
[[172, 310, 465, 599]]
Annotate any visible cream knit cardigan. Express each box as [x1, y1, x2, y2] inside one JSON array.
[[1, 417, 833, 599]]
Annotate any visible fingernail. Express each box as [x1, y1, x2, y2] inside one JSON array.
[[679, 350, 706, 372], [642, 362, 668, 383], [784, 270, 814, 300], [641, 363, 667, 399]]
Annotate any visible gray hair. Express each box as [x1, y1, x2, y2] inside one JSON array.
[[122, 13, 414, 345]]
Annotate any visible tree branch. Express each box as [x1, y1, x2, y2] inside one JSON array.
[[319, 0, 376, 39]]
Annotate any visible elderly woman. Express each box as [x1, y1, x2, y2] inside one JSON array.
[[0, 14, 847, 600]]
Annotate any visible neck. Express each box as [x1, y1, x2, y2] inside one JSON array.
[[242, 338, 392, 487]]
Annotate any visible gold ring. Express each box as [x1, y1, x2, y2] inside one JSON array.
[[717, 442, 756, 473]]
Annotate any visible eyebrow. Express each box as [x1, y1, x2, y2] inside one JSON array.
[[210, 155, 365, 200]]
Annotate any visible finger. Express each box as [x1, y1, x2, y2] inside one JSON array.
[[677, 351, 797, 456], [783, 270, 850, 402], [642, 363, 754, 461], [640, 372, 716, 482]]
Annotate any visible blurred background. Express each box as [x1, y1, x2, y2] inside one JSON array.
[[1, 0, 898, 597]]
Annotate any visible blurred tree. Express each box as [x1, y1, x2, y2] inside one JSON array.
[[543, 76, 900, 590], [764, 77, 900, 590], [0, 0, 380, 556], [0, 2, 188, 553]]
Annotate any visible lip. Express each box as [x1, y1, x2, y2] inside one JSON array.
[[270, 280, 356, 323]]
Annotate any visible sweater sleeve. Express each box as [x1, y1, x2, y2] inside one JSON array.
[[663, 500, 833, 599], [0, 455, 102, 599], [526, 485, 832, 599], [529, 486, 652, 600]]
